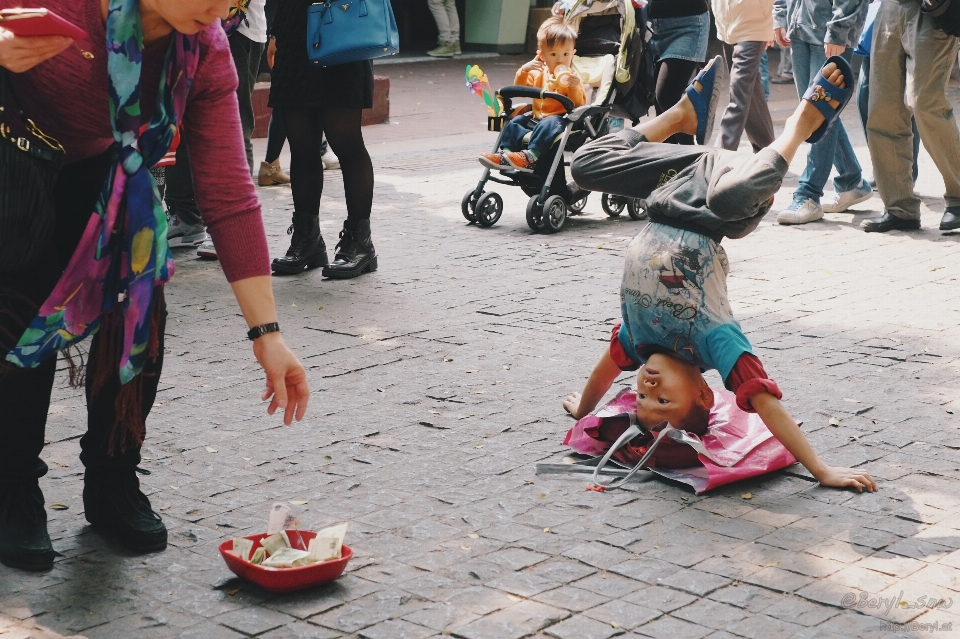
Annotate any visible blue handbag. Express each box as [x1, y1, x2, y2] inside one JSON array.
[[306, 0, 399, 67]]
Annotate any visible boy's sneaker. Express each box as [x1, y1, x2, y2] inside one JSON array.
[[777, 197, 823, 225], [196, 235, 218, 260], [822, 179, 873, 213], [479, 152, 512, 171], [427, 42, 456, 58], [503, 150, 537, 173], [167, 216, 206, 247]]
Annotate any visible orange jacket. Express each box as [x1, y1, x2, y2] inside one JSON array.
[[514, 65, 587, 119]]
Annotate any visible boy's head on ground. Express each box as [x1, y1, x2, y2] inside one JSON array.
[[635, 352, 714, 436], [536, 18, 577, 74]]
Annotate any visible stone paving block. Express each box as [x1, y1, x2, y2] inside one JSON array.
[[670, 599, 747, 631], [216, 606, 297, 636], [622, 586, 697, 613], [310, 590, 424, 634], [485, 572, 559, 598], [724, 613, 806, 639], [609, 558, 682, 585], [529, 560, 597, 584], [485, 547, 550, 571], [630, 615, 711, 639], [825, 564, 899, 592], [657, 569, 732, 597], [543, 614, 624, 639], [582, 599, 661, 630], [532, 586, 610, 613], [177, 622, 247, 639], [707, 584, 782, 613], [451, 600, 568, 639], [572, 573, 646, 598], [399, 573, 465, 602], [562, 543, 635, 570], [443, 587, 512, 616], [264, 576, 381, 619], [692, 557, 762, 581], [758, 595, 840, 627], [259, 621, 342, 639], [358, 619, 435, 639], [401, 602, 480, 632]]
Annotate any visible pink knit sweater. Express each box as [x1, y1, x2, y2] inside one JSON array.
[[2, 0, 269, 282]]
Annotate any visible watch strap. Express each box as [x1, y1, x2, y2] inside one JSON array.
[[247, 322, 280, 341]]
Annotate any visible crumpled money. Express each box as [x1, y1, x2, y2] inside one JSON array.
[[262, 547, 312, 568], [308, 523, 348, 562], [230, 502, 348, 569], [229, 537, 253, 561]]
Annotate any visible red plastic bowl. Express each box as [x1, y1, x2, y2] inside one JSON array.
[[218, 530, 352, 593]]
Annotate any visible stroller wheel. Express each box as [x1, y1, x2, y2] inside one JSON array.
[[526, 195, 546, 232], [461, 189, 480, 223], [475, 192, 503, 227], [542, 195, 567, 234], [601, 193, 626, 217], [628, 198, 648, 221], [568, 191, 588, 214]]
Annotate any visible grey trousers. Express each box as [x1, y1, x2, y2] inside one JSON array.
[[719, 41, 775, 152], [571, 130, 788, 240], [867, 0, 960, 219]]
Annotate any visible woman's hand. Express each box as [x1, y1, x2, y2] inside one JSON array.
[[252, 332, 309, 425], [814, 466, 877, 493], [266, 37, 276, 69], [774, 27, 790, 49], [0, 28, 72, 73]]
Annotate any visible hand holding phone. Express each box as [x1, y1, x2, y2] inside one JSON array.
[[0, 8, 85, 72]]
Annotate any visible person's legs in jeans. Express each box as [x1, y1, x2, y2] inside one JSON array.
[[655, 57, 699, 145], [719, 41, 775, 152], [492, 115, 533, 152], [789, 42, 862, 203], [229, 31, 265, 174], [526, 115, 566, 158]]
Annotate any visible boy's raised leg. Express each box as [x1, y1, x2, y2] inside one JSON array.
[[769, 62, 846, 165]]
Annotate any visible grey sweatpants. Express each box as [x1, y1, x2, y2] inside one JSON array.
[[719, 41, 775, 152], [571, 129, 788, 239]]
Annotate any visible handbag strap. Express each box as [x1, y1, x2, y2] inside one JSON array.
[[0, 66, 65, 161], [590, 420, 676, 490]]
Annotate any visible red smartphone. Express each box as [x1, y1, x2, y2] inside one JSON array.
[[0, 7, 88, 40]]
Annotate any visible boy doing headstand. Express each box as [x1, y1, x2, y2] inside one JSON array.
[[479, 18, 586, 174], [565, 57, 876, 493]]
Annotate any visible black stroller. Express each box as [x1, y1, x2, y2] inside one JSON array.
[[460, 0, 656, 233]]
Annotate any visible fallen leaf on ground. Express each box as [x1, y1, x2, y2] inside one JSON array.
[[49, 504, 68, 510], [461, 544, 471, 551], [741, 493, 753, 500], [443, 357, 453, 362], [610, 621, 620, 629], [543, 527, 551, 533], [457, 414, 473, 420], [324, 456, 332, 460], [159, 504, 171, 511], [243, 457, 252, 461], [474, 445, 483, 449], [205, 447, 218, 453], [681, 496, 690, 502], [524, 479, 535, 484], [468, 533, 480, 539], [844, 398, 860, 403], [507, 594, 523, 602], [539, 493, 547, 498], [290, 500, 308, 506], [170, 486, 179, 490], [829, 417, 841, 427], [763, 562, 779, 568], [197, 305, 206, 311], [227, 588, 240, 596]]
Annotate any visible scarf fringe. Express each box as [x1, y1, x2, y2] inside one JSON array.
[[86, 287, 165, 456]]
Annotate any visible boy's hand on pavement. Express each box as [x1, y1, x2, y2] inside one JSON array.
[[815, 466, 877, 492], [563, 392, 585, 419]]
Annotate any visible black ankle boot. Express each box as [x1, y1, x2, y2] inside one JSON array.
[[83, 467, 167, 553], [322, 219, 377, 279], [0, 479, 57, 571], [271, 217, 328, 275]]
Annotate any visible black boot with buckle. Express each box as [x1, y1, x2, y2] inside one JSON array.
[[0, 478, 57, 571], [83, 466, 167, 553], [322, 219, 377, 279], [272, 215, 328, 275]]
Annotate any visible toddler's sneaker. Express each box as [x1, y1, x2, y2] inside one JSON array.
[[321, 148, 340, 170], [479, 152, 512, 171], [167, 216, 206, 247], [777, 197, 823, 225], [196, 234, 218, 260], [503, 150, 537, 173], [822, 179, 873, 213]]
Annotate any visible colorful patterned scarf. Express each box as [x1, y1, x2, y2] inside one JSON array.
[[5, 0, 200, 385]]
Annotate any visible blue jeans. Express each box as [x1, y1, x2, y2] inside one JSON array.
[[790, 41, 863, 202], [857, 56, 920, 183], [499, 115, 565, 156]]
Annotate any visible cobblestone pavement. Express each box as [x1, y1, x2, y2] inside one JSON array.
[[3, 55, 960, 639]]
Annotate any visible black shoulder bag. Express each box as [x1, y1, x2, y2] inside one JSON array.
[[0, 67, 64, 273], [921, 0, 960, 36]]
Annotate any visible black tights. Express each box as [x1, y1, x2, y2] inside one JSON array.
[[283, 107, 373, 222], [655, 58, 699, 146]]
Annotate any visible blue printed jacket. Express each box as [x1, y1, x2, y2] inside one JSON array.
[[773, 0, 869, 49]]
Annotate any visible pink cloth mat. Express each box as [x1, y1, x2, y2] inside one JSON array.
[[562, 388, 798, 494]]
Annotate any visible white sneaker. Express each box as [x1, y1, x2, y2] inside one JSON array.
[[321, 148, 340, 170], [196, 235, 218, 260], [777, 198, 823, 225], [167, 216, 206, 247], [822, 180, 873, 213]]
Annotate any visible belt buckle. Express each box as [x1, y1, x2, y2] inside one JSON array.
[[16, 137, 30, 152]]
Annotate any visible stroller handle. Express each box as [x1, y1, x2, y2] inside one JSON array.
[[497, 86, 576, 114]]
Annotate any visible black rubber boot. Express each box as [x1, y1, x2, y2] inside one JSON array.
[[0, 479, 57, 571], [322, 219, 377, 279], [83, 467, 167, 553], [271, 216, 328, 275]]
